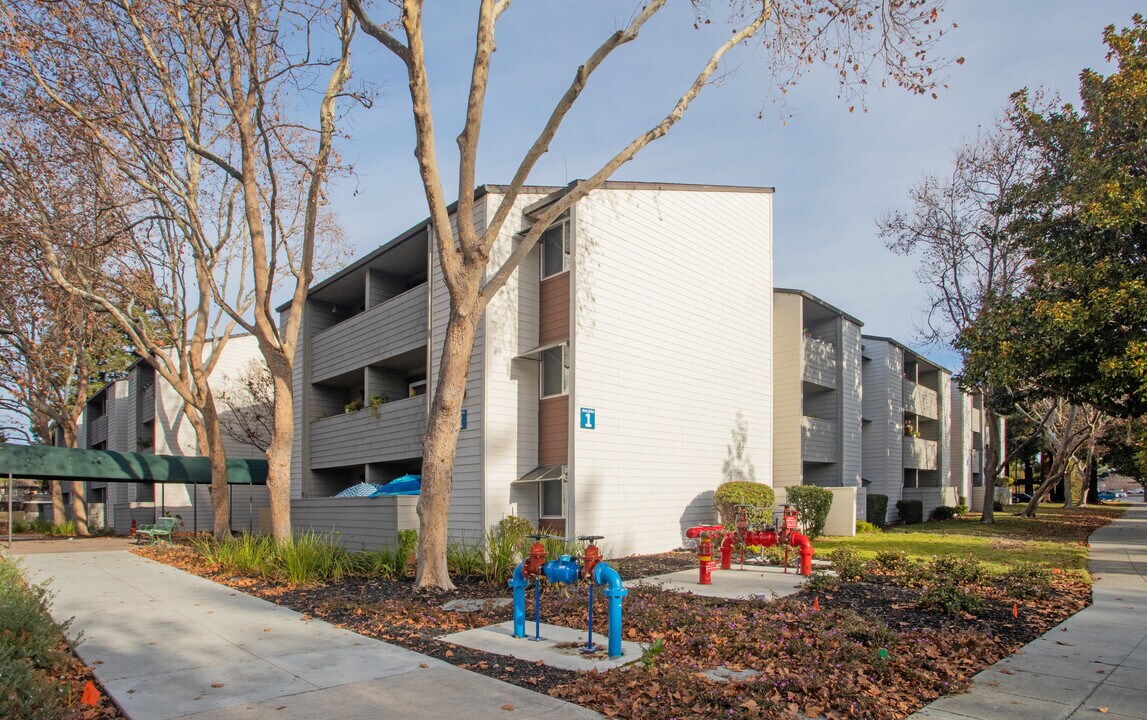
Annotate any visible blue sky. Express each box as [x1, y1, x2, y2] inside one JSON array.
[[325, 1, 1140, 370]]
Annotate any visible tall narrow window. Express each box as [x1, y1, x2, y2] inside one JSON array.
[[541, 343, 569, 398], [540, 218, 570, 278], [540, 478, 565, 518]]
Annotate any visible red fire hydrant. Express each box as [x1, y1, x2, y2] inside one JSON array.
[[685, 525, 723, 585]]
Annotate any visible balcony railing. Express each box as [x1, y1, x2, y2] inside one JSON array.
[[970, 448, 983, 473], [802, 336, 837, 388], [310, 395, 427, 468], [904, 380, 939, 420], [140, 383, 155, 423], [87, 415, 108, 447], [971, 409, 983, 434], [801, 416, 838, 463], [311, 283, 428, 383], [903, 436, 938, 470]]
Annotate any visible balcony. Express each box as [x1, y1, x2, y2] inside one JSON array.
[[802, 336, 837, 388], [310, 395, 427, 469], [904, 380, 939, 419], [801, 416, 838, 463], [87, 415, 108, 447], [311, 283, 428, 383], [971, 409, 983, 434], [903, 436, 938, 470], [970, 448, 983, 473]]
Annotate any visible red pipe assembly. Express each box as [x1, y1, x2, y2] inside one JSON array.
[[685, 504, 814, 582]]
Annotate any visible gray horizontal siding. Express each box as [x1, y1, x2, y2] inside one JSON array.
[[904, 380, 939, 420], [311, 283, 428, 383], [902, 487, 958, 519], [802, 336, 837, 388], [291, 496, 419, 551], [801, 416, 838, 463], [309, 396, 426, 468], [903, 437, 938, 470], [88, 415, 108, 446]]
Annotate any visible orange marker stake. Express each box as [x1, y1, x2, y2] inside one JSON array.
[[81, 681, 101, 705], [1012, 602, 1019, 618], [814, 596, 820, 611]]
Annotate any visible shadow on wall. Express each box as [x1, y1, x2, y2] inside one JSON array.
[[678, 490, 716, 550]]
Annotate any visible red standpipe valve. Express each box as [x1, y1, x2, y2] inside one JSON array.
[[523, 538, 548, 579]]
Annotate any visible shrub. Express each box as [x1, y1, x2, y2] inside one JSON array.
[[866, 493, 889, 526], [993, 500, 1005, 512], [930, 505, 957, 521], [1000, 562, 1053, 600], [895, 499, 923, 525], [802, 569, 840, 594], [446, 539, 486, 578], [829, 546, 865, 580], [785, 485, 833, 538], [928, 554, 984, 585], [954, 496, 969, 515], [714, 481, 775, 528], [855, 520, 881, 534], [871, 549, 910, 574], [0, 556, 72, 720], [920, 582, 985, 615]]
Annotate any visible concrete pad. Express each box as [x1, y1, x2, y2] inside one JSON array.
[[168, 667, 604, 720], [1082, 683, 1147, 717], [266, 643, 449, 688], [439, 621, 642, 672], [101, 658, 317, 720], [637, 564, 806, 599], [442, 597, 513, 612], [996, 647, 1119, 682], [1022, 637, 1135, 666], [927, 686, 1075, 720], [970, 665, 1100, 706], [1101, 665, 1145, 691]]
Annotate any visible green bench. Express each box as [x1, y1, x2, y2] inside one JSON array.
[[135, 516, 178, 545]]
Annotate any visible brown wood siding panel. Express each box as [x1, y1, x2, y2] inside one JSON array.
[[539, 272, 570, 345], [538, 395, 568, 465]]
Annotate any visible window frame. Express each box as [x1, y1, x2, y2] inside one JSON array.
[[539, 477, 566, 519], [540, 217, 570, 279], [539, 343, 569, 399]]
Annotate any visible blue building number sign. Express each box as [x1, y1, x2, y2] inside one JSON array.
[[579, 407, 595, 430]]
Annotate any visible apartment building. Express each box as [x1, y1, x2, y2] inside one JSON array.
[[75, 335, 269, 533], [860, 336, 953, 521], [951, 388, 1005, 512], [772, 289, 864, 493], [288, 181, 775, 555]]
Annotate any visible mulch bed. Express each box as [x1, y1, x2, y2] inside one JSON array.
[[134, 543, 1093, 719]]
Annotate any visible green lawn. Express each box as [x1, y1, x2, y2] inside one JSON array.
[[815, 503, 1127, 577]]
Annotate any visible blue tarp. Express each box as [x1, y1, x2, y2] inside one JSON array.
[[372, 474, 421, 496]]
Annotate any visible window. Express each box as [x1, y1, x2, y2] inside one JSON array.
[[541, 344, 569, 398], [408, 379, 427, 398], [136, 482, 155, 502], [540, 478, 565, 518], [540, 218, 570, 278]]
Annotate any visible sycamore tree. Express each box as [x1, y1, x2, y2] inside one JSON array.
[[961, 16, 1147, 424], [0, 0, 356, 540], [880, 118, 1036, 523], [348, 0, 963, 589]]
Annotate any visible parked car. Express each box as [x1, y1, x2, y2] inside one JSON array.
[[1012, 492, 1033, 503], [1130, 488, 1144, 495], [1097, 491, 1118, 501]]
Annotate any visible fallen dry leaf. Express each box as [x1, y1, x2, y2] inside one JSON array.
[[501, 704, 515, 711], [1099, 707, 1109, 714], [211, 683, 225, 688], [419, 663, 429, 668]]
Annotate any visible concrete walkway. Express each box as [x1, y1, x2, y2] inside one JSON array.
[[13, 545, 602, 720], [911, 502, 1147, 720]]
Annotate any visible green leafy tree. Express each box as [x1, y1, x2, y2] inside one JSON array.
[[960, 16, 1147, 419]]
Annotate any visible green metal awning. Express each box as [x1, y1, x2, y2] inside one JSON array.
[[0, 444, 267, 485]]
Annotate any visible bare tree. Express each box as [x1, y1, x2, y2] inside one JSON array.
[[880, 117, 1037, 523], [349, 0, 961, 589], [0, 0, 356, 540], [1018, 400, 1110, 518]]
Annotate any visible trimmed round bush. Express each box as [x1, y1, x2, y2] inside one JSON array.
[[714, 481, 775, 527], [895, 499, 924, 525], [930, 505, 957, 521], [785, 485, 833, 538], [866, 493, 889, 526]]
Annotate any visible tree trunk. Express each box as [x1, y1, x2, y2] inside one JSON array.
[[1022, 405, 1079, 518], [59, 423, 89, 535], [1076, 452, 1093, 506], [50, 480, 65, 525], [200, 397, 231, 541], [1087, 462, 1100, 505], [1063, 453, 1076, 509], [267, 358, 294, 543], [416, 306, 479, 591], [980, 409, 1000, 523]]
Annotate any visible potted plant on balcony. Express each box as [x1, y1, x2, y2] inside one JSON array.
[[368, 394, 389, 418], [904, 420, 921, 439]]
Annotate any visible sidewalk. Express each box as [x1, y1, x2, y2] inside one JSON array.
[[910, 502, 1147, 720], [14, 546, 602, 720]]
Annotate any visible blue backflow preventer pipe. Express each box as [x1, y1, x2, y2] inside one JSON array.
[[508, 557, 628, 658]]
